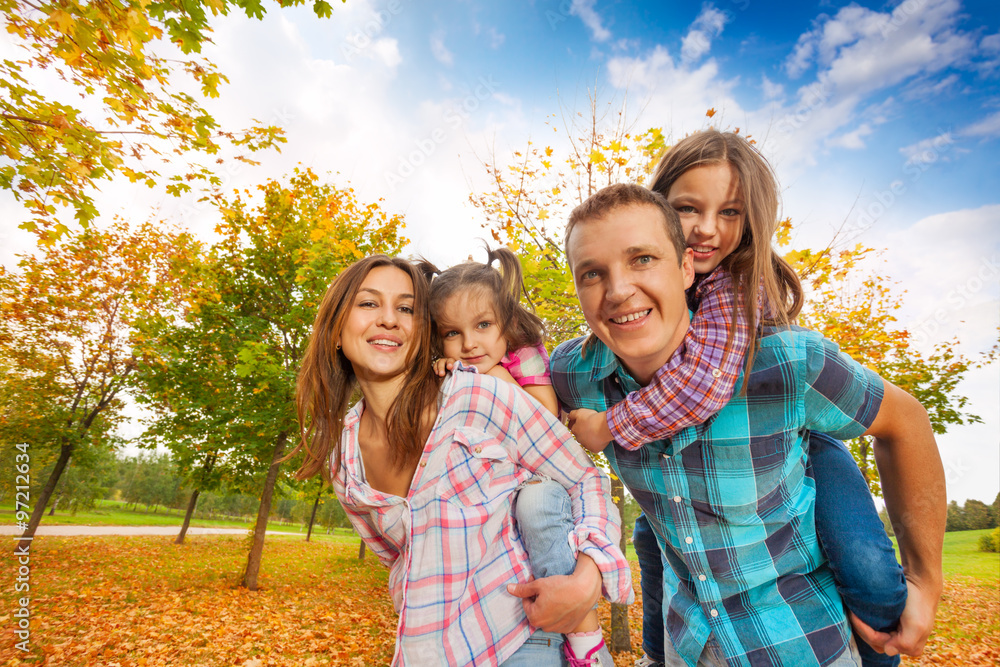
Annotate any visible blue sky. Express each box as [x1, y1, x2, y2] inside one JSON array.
[[2, 0, 998, 502]]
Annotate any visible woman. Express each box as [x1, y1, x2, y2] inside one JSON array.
[[289, 255, 632, 666]]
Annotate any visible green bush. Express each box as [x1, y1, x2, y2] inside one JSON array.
[[978, 527, 1000, 553]]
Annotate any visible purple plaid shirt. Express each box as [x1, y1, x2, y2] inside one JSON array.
[[607, 268, 753, 449]]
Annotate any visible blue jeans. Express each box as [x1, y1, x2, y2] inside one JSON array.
[[514, 478, 579, 579], [507, 478, 577, 666], [502, 629, 567, 666], [634, 513, 665, 663], [632, 434, 907, 667], [809, 432, 907, 667]]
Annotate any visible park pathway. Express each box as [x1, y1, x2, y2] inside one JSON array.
[[0, 525, 299, 536]]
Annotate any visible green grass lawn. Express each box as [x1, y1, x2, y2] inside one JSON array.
[[934, 528, 999, 580], [0, 498, 360, 544]]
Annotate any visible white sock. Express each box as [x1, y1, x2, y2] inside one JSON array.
[[566, 629, 603, 657]]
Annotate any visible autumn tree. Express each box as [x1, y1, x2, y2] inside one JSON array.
[[136, 168, 406, 588], [470, 103, 993, 646], [0, 0, 336, 240], [0, 219, 194, 549]]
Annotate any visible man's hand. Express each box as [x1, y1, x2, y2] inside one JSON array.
[[506, 554, 602, 632], [567, 409, 614, 453], [849, 577, 939, 657]]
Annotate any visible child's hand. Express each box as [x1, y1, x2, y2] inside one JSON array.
[[433, 357, 457, 377], [567, 409, 614, 453]]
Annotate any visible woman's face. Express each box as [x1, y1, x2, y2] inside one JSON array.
[[338, 265, 417, 384]]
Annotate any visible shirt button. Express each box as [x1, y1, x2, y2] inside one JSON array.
[[685, 536, 693, 544], [673, 496, 681, 503], [419, 461, 427, 468], [711, 368, 722, 378], [661, 454, 669, 460], [698, 574, 707, 581], [710, 609, 719, 617], [474, 446, 482, 454]]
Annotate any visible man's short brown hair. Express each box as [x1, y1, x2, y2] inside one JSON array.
[[564, 183, 687, 270]]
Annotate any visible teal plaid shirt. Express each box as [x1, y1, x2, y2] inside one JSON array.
[[551, 327, 884, 667]]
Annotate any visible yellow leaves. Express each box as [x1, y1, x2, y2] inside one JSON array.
[[588, 150, 606, 164], [706, 108, 717, 117], [544, 146, 554, 157], [48, 9, 75, 35]]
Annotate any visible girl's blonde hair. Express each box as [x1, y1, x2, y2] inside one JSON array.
[[426, 246, 546, 355], [291, 255, 441, 481], [650, 129, 804, 370]]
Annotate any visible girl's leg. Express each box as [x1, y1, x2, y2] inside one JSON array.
[[809, 431, 907, 667], [633, 513, 666, 666], [514, 478, 613, 667]]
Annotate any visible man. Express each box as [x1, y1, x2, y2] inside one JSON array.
[[548, 183, 945, 666]]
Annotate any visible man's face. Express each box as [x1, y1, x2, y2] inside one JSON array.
[[567, 203, 695, 385]]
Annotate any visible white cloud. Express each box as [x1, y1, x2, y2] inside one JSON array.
[[488, 27, 505, 49], [570, 0, 611, 43], [430, 32, 454, 66], [900, 132, 955, 164], [681, 5, 730, 63], [960, 110, 1000, 138], [371, 38, 402, 68], [761, 75, 784, 100], [827, 123, 873, 149]]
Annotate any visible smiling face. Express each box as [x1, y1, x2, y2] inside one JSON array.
[[667, 162, 746, 275], [338, 265, 416, 385], [436, 288, 509, 374], [567, 203, 695, 385]]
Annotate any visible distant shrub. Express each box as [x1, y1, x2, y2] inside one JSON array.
[[978, 527, 999, 553]]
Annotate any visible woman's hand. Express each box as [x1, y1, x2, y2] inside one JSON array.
[[567, 409, 614, 453]]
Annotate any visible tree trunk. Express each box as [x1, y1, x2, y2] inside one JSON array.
[[358, 540, 366, 561], [608, 474, 632, 652], [856, 436, 873, 489], [306, 478, 322, 542], [176, 453, 216, 545], [175, 489, 200, 545], [242, 431, 288, 590], [48, 495, 60, 516], [17, 442, 73, 552]]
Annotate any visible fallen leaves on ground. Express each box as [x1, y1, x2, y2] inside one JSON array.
[[1, 539, 996, 666]]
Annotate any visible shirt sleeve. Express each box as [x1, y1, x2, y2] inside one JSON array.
[[500, 343, 553, 387], [801, 332, 885, 439], [606, 269, 753, 449], [502, 381, 634, 605]]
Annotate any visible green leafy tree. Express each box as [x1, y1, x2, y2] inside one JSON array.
[[1, 0, 337, 240], [945, 500, 967, 532], [0, 219, 193, 549], [136, 168, 406, 588]]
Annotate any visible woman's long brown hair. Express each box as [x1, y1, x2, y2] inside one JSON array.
[[650, 129, 804, 374], [290, 256, 442, 482]]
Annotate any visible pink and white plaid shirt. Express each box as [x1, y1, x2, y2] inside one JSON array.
[[500, 342, 552, 387], [334, 368, 633, 666], [606, 268, 756, 448]]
